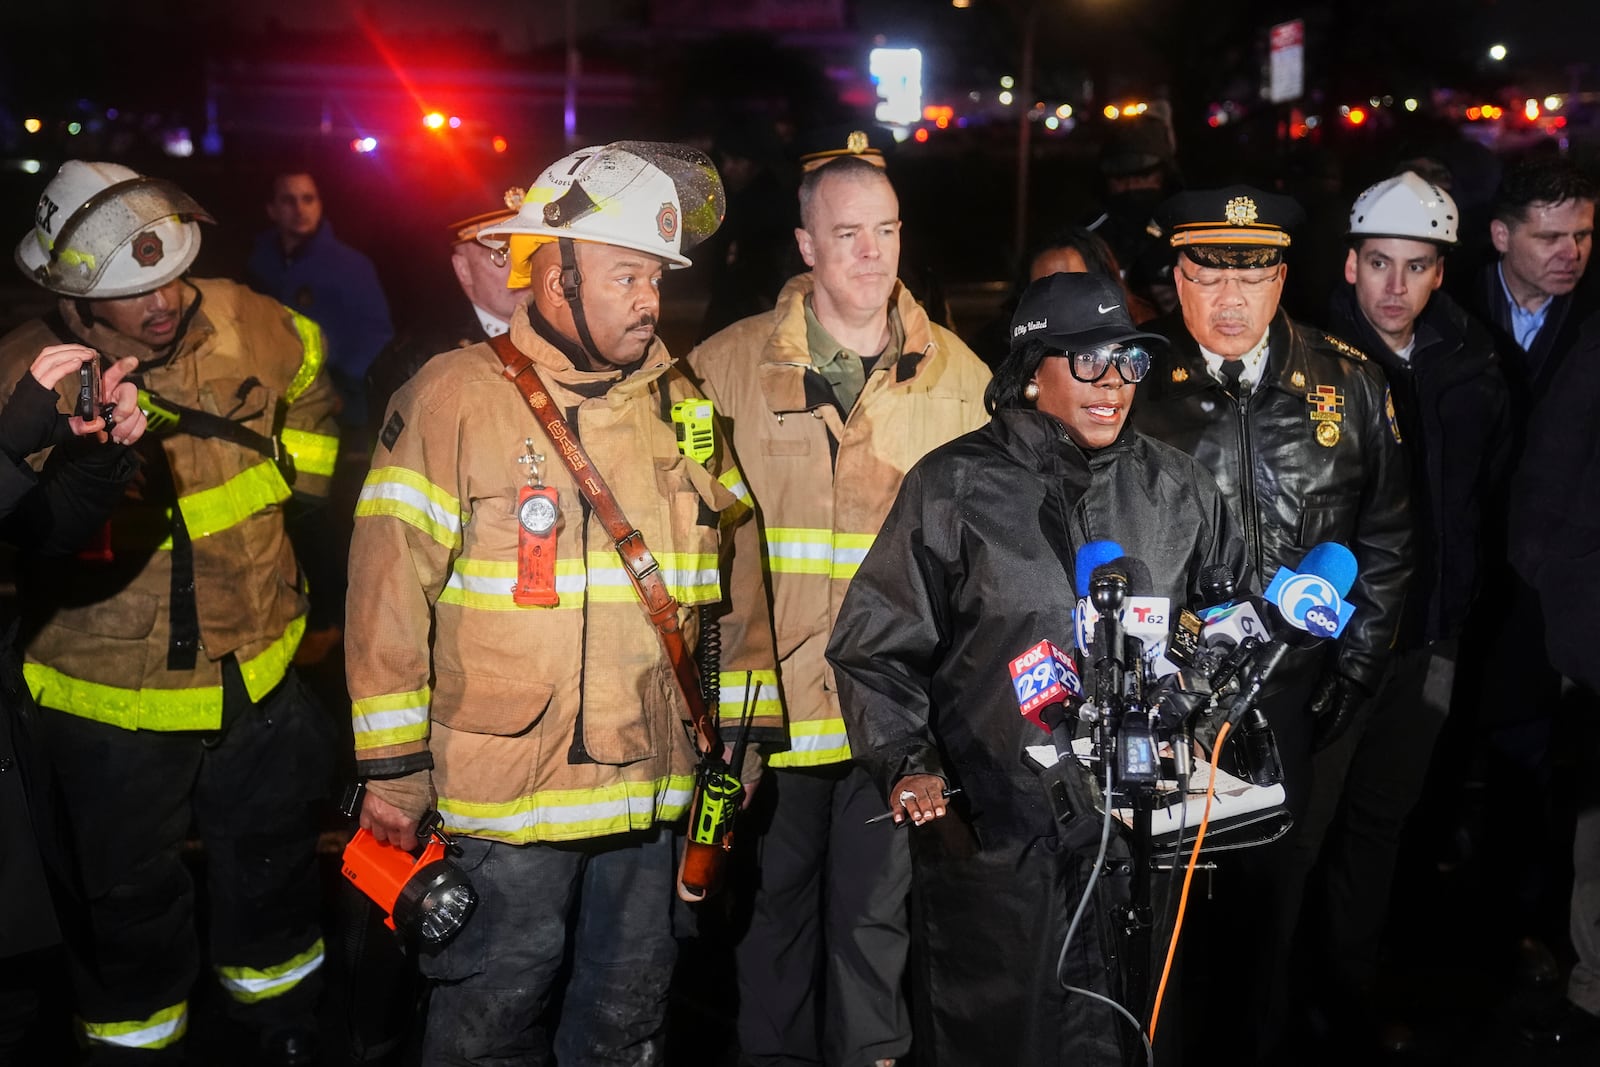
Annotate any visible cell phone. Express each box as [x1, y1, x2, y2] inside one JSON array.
[[76, 358, 102, 421]]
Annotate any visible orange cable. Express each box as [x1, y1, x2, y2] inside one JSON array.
[[1146, 719, 1233, 1042]]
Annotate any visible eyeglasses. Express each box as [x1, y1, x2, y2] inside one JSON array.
[[1176, 266, 1283, 292], [1054, 342, 1152, 384]]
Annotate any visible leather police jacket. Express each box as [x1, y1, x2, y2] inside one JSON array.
[[826, 409, 1246, 842], [1327, 286, 1511, 649], [1131, 309, 1412, 692]]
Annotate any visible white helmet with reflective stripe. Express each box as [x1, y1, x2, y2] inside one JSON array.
[[1347, 171, 1458, 245], [15, 160, 213, 298], [481, 141, 726, 287]]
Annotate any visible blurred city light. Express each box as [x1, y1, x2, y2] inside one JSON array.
[[492, 135, 508, 153], [67, 121, 82, 135], [351, 136, 379, 153], [1545, 95, 1563, 111], [1525, 99, 1540, 121], [1404, 98, 1419, 111], [1000, 75, 1015, 89], [913, 127, 929, 143], [1346, 107, 1368, 126], [448, 115, 462, 129], [1055, 103, 1073, 119], [423, 111, 446, 130], [1044, 116, 1059, 130], [869, 47, 924, 126], [998, 90, 1014, 106], [21, 160, 41, 174], [951, 0, 971, 7], [1488, 44, 1507, 61], [1104, 104, 1120, 120], [23, 118, 41, 134]]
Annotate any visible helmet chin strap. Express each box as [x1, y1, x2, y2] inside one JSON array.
[[558, 237, 604, 367]]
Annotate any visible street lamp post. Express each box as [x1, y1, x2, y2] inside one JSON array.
[[1014, 1, 1041, 264]]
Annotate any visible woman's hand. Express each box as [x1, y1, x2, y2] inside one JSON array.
[[890, 773, 949, 827]]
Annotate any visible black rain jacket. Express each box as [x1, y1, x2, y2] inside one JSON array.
[[826, 408, 1245, 1066]]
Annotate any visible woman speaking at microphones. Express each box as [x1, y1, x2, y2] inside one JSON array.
[[826, 272, 1245, 1065]]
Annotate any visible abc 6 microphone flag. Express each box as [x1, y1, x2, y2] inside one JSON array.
[[1262, 542, 1359, 639]]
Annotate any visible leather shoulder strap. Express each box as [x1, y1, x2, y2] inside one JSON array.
[[489, 334, 718, 753]]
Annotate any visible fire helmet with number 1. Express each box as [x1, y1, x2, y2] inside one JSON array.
[[15, 160, 214, 299], [477, 141, 725, 360]]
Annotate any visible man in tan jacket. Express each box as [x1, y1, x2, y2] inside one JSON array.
[[688, 142, 991, 1067], [0, 161, 340, 1065], [348, 142, 781, 1064]]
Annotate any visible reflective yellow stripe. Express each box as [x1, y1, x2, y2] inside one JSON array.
[[80, 1001, 187, 1049], [438, 775, 696, 843], [157, 460, 292, 547], [717, 669, 781, 724], [285, 312, 325, 403], [281, 428, 338, 478], [585, 550, 721, 605], [352, 687, 431, 751], [438, 557, 587, 611], [357, 466, 463, 549], [765, 527, 834, 575], [719, 466, 753, 510], [24, 616, 305, 731], [768, 716, 852, 767], [764, 528, 876, 580], [830, 533, 876, 580], [216, 937, 325, 1004]]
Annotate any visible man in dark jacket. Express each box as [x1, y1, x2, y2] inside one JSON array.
[[1459, 156, 1596, 423], [1508, 310, 1600, 1050], [1315, 172, 1511, 1044], [248, 171, 394, 429], [1130, 186, 1412, 1061]]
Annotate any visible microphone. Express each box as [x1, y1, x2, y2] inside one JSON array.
[[1263, 541, 1358, 639], [1073, 540, 1124, 653], [1222, 542, 1362, 785], [1199, 563, 1236, 608], [1008, 639, 1086, 737]]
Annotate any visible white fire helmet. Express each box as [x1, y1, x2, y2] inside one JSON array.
[[1347, 171, 1458, 246], [15, 160, 213, 299], [482, 141, 726, 288]]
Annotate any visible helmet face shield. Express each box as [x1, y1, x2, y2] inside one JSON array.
[[17, 167, 213, 298]]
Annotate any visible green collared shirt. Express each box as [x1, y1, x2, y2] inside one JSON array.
[[803, 298, 903, 414]]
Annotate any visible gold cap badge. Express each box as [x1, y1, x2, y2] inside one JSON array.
[[1225, 196, 1259, 226], [846, 130, 870, 154], [1172, 366, 1189, 383]]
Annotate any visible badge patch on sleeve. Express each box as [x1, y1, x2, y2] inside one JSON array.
[[1385, 387, 1403, 444], [380, 410, 406, 451]]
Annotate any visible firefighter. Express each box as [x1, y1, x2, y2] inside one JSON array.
[[687, 142, 991, 1067], [347, 141, 782, 1064], [0, 160, 341, 1064]]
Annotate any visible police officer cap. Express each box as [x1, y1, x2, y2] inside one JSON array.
[[1010, 272, 1168, 354], [796, 124, 895, 173], [1154, 185, 1305, 269]]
